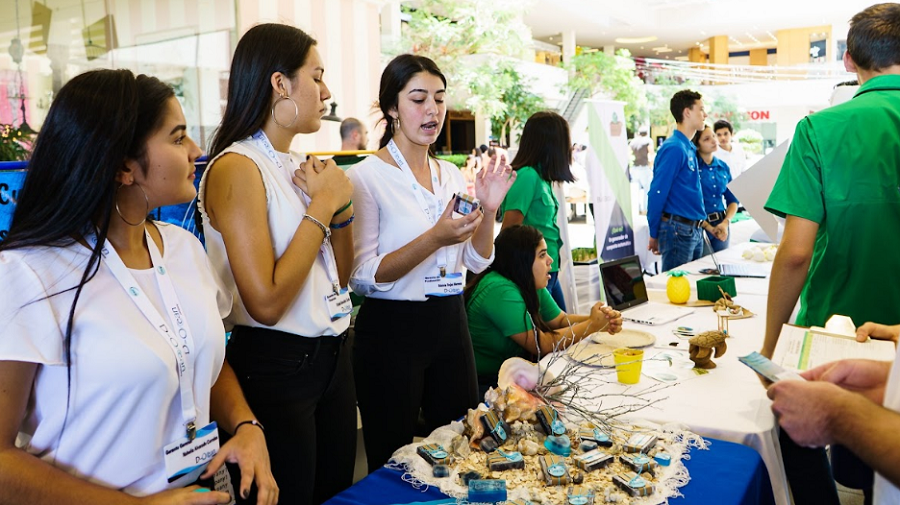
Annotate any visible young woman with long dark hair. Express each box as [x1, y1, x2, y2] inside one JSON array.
[[348, 54, 515, 472], [0, 69, 276, 505], [691, 125, 739, 252], [465, 225, 622, 392], [199, 23, 355, 505], [501, 111, 575, 311]]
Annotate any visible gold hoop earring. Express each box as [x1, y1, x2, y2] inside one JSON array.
[[115, 182, 149, 227], [271, 92, 299, 128]]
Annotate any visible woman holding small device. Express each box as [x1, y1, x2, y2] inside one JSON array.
[[501, 111, 576, 311], [348, 54, 515, 472], [466, 225, 623, 393], [0, 69, 275, 504]]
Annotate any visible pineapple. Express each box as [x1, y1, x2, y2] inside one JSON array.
[[666, 270, 690, 304]]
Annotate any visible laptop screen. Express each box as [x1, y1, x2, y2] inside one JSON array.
[[598, 255, 649, 311]]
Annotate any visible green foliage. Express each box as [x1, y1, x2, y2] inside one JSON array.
[[646, 73, 742, 132], [435, 153, 468, 168], [485, 62, 545, 144], [734, 129, 763, 154], [563, 49, 647, 132], [0, 124, 32, 162], [398, 0, 535, 119], [706, 93, 743, 131]]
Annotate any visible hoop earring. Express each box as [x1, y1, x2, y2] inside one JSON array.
[[115, 182, 149, 227], [271, 93, 299, 128], [392, 117, 400, 131]]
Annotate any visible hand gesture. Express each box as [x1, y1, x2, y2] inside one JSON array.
[[200, 426, 279, 505], [600, 305, 623, 334], [766, 379, 852, 448], [855, 322, 900, 343], [140, 486, 232, 505], [293, 155, 353, 215], [648, 237, 660, 255], [713, 221, 729, 242], [801, 359, 891, 405], [474, 154, 516, 213], [428, 196, 483, 247]]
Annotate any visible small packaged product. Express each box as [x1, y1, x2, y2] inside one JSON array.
[[480, 409, 511, 445], [578, 428, 613, 448], [618, 453, 658, 476], [624, 433, 657, 453], [417, 443, 451, 466], [573, 449, 614, 472], [612, 471, 655, 497], [566, 485, 595, 505], [539, 454, 571, 486], [536, 405, 567, 436], [486, 450, 525, 471], [453, 193, 480, 215]]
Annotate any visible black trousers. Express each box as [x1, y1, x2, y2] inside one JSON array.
[[354, 296, 479, 473], [779, 429, 840, 505], [225, 325, 357, 505]]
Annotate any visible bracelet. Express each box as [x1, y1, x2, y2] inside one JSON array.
[[234, 419, 265, 434], [330, 213, 355, 229], [303, 214, 331, 242], [334, 200, 352, 216]]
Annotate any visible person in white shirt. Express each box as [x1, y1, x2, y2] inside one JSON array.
[[629, 127, 652, 214], [0, 69, 275, 505], [712, 119, 747, 181], [348, 54, 515, 472], [200, 24, 355, 505]]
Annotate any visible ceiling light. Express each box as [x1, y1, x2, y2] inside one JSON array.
[[766, 31, 778, 42], [652, 45, 673, 53], [746, 32, 761, 44], [615, 36, 658, 44]]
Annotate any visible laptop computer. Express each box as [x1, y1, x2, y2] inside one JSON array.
[[703, 235, 769, 278], [599, 255, 694, 325]]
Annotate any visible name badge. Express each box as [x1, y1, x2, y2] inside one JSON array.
[[424, 272, 463, 297], [163, 422, 233, 501], [325, 288, 353, 321]]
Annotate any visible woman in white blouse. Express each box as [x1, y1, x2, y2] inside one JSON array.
[[348, 54, 515, 472], [0, 70, 275, 504]]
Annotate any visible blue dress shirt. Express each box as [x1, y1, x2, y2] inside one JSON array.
[[647, 130, 706, 239], [699, 155, 739, 215]]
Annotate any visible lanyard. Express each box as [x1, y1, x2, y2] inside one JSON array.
[[88, 229, 198, 440], [386, 139, 455, 275], [250, 130, 342, 294]]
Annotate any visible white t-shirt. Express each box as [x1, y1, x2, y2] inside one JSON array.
[[348, 155, 493, 300], [198, 136, 350, 336], [875, 347, 900, 504], [0, 223, 230, 496], [715, 142, 747, 181]]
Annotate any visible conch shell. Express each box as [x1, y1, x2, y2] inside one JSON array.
[[497, 357, 554, 391]]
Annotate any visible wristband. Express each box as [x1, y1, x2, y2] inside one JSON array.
[[234, 419, 265, 434], [330, 213, 355, 229], [334, 200, 353, 216]]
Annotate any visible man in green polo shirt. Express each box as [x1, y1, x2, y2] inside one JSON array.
[[762, 4, 900, 503]]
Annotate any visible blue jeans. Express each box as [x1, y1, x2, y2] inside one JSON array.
[[547, 271, 567, 311], [658, 219, 704, 272], [704, 218, 730, 253]]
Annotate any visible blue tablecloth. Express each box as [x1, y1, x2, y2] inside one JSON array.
[[324, 438, 774, 505]]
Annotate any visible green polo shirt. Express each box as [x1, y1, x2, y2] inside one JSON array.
[[765, 74, 900, 328], [503, 165, 563, 272], [466, 271, 562, 377]]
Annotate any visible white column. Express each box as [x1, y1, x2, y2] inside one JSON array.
[[474, 110, 492, 147], [381, 0, 401, 47], [562, 29, 576, 74]]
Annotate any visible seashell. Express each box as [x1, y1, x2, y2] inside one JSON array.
[[466, 408, 487, 442], [450, 434, 471, 459], [764, 249, 776, 261], [505, 405, 522, 423], [742, 249, 754, 259], [498, 357, 543, 390], [518, 439, 541, 456]]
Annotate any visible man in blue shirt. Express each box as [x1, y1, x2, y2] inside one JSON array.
[[647, 90, 708, 271]]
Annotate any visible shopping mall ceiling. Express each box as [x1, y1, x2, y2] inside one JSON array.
[[525, 0, 879, 59]]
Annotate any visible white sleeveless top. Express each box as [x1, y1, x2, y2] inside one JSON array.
[[198, 136, 349, 337]]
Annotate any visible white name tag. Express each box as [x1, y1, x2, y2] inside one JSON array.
[[325, 288, 353, 321], [424, 272, 464, 297], [163, 422, 233, 502]]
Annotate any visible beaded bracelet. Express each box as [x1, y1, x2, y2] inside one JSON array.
[[334, 200, 353, 216], [330, 213, 355, 230], [234, 419, 265, 434]]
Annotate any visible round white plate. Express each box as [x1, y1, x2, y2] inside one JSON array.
[[566, 340, 617, 368], [591, 328, 657, 348]]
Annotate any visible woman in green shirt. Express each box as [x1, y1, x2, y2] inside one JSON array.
[[465, 225, 622, 393], [501, 111, 575, 310]]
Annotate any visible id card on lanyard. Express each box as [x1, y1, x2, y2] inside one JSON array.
[[250, 131, 352, 320], [88, 230, 231, 497], [386, 139, 463, 296]]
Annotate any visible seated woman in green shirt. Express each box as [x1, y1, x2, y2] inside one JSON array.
[[465, 225, 623, 393]]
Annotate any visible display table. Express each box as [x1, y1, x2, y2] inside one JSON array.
[[644, 242, 773, 296], [324, 437, 773, 505], [544, 284, 790, 504]]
